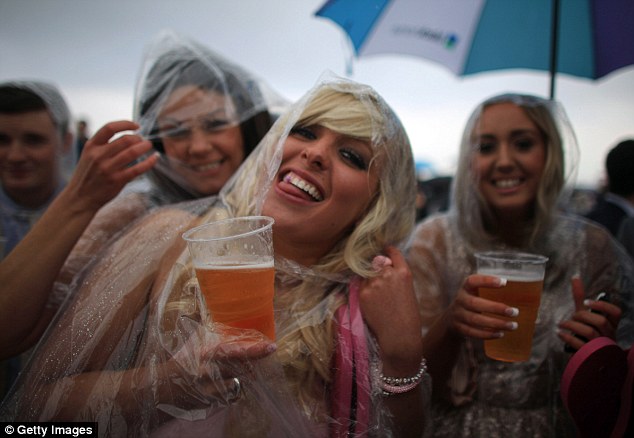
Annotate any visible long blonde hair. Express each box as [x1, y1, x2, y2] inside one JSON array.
[[221, 76, 416, 414], [452, 93, 578, 248]]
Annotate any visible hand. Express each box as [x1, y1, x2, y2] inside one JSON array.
[[161, 324, 277, 410], [558, 277, 622, 350], [66, 120, 158, 212], [359, 246, 422, 373], [446, 274, 519, 340]]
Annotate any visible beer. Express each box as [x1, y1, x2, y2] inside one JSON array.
[[479, 272, 544, 362], [195, 261, 275, 340]]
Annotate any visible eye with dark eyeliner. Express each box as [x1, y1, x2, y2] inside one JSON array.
[[476, 139, 496, 154], [514, 137, 536, 152], [290, 126, 316, 140], [340, 148, 368, 170]]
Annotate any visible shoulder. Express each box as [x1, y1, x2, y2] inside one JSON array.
[[558, 214, 614, 245], [409, 214, 451, 257]]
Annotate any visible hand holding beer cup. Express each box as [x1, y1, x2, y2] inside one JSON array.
[[182, 216, 276, 340], [475, 251, 548, 362]]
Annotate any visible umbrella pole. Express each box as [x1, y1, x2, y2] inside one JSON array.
[[549, 0, 561, 99]]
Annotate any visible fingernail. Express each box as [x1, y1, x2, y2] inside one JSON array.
[[583, 299, 592, 307], [497, 277, 508, 286], [506, 321, 518, 331], [505, 307, 519, 317], [266, 343, 277, 354], [372, 255, 388, 271], [495, 332, 505, 338]]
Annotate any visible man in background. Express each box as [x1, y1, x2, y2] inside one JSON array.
[[0, 80, 72, 398], [586, 139, 634, 237]]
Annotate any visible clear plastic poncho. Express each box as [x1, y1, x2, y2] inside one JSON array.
[[131, 30, 288, 205], [0, 80, 71, 254], [407, 93, 634, 437], [46, 31, 289, 310], [1, 73, 429, 437]]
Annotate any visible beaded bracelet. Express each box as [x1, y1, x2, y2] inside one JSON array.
[[379, 357, 427, 396]]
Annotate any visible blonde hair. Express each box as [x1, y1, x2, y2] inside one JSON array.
[[221, 78, 416, 416], [453, 93, 569, 247]]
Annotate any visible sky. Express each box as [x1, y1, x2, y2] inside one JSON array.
[[1, 0, 633, 187]]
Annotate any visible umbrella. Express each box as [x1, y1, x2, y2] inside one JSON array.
[[315, 0, 634, 98]]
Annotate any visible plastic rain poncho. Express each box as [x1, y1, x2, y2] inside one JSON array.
[[131, 30, 288, 205], [0, 74, 430, 437], [407, 93, 634, 437], [45, 31, 287, 310], [0, 80, 71, 254]]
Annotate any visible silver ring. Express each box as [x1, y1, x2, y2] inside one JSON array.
[[228, 377, 242, 403]]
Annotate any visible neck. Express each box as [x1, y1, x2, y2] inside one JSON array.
[[4, 185, 56, 210], [273, 237, 325, 268], [490, 208, 534, 248]]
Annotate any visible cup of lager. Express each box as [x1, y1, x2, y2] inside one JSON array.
[[475, 251, 548, 362], [183, 216, 276, 339]]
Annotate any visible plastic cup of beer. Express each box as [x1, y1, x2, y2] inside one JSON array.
[[182, 216, 276, 340], [475, 251, 548, 362]]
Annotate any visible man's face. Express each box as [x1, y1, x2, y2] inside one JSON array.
[[0, 110, 62, 206]]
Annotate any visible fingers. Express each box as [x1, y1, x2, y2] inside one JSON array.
[[77, 121, 158, 187], [463, 274, 507, 294], [451, 297, 518, 340], [584, 299, 622, 326], [371, 255, 392, 271], [559, 300, 620, 343], [168, 329, 276, 408], [570, 276, 585, 310], [448, 275, 519, 339], [85, 120, 140, 147]]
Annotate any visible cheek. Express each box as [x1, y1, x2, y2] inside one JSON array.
[[471, 157, 488, 186], [217, 130, 245, 161], [162, 141, 187, 159], [340, 173, 377, 217], [34, 147, 58, 164]]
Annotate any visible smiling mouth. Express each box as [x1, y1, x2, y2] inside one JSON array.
[[283, 171, 323, 201], [493, 178, 522, 189], [181, 159, 224, 172]]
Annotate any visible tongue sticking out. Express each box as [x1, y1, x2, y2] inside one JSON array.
[[283, 172, 323, 201]]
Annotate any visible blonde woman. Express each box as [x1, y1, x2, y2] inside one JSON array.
[[408, 93, 634, 437], [1, 75, 429, 437]]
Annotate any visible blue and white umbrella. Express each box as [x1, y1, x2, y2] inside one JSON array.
[[315, 0, 634, 98]]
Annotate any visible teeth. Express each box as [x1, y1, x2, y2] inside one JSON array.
[[283, 172, 323, 201], [193, 161, 222, 171], [495, 179, 520, 188]]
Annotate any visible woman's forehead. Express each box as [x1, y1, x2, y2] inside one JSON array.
[[159, 86, 231, 120]]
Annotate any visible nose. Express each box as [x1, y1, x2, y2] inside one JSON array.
[[301, 139, 330, 170], [494, 143, 514, 170], [187, 126, 215, 156]]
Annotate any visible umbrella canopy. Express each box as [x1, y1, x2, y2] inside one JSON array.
[[315, 0, 634, 98]]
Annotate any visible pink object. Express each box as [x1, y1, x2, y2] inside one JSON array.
[[561, 337, 633, 438], [331, 278, 371, 437]]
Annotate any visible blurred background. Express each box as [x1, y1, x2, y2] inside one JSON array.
[[1, 0, 632, 191]]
